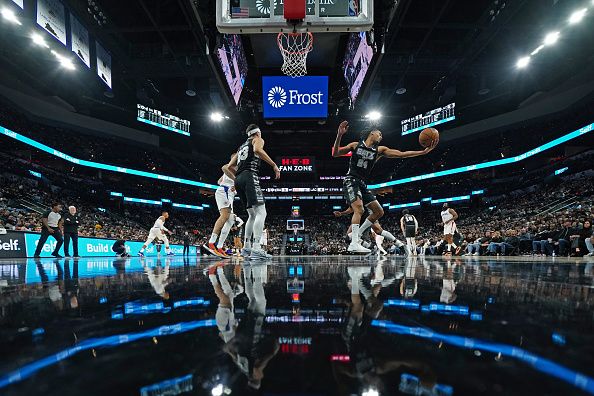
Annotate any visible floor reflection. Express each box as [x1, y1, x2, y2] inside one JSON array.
[[0, 255, 593, 395]]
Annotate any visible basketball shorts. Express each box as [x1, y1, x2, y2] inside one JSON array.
[[235, 171, 264, 209], [443, 222, 457, 235], [215, 186, 235, 211], [343, 176, 376, 206], [404, 225, 417, 238]]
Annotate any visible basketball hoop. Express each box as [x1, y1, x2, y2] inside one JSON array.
[[277, 32, 314, 78]]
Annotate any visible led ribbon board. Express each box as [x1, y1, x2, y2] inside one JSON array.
[[0, 125, 218, 190], [401, 102, 456, 135], [370, 122, 593, 189], [137, 104, 191, 136]]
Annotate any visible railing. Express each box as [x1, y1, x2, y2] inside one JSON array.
[[536, 196, 578, 217]]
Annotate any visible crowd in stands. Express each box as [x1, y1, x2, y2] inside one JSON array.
[[1, 100, 593, 257], [0, 102, 211, 182]]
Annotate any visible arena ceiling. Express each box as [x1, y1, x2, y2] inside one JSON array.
[[0, 0, 593, 158]]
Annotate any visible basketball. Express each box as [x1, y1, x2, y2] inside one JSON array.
[[419, 128, 439, 148]]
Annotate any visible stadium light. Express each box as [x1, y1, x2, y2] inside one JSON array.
[[51, 50, 75, 70], [568, 8, 587, 24], [516, 56, 530, 69], [31, 32, 49, 48], [543, 31, 560, 46], [211, 384, 224, 396], [365, 111, 382, 121], [1, 7, 22, 25], [210, 112, 227, 122]]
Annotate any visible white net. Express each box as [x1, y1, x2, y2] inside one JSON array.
[[277, 32, 314, 78]]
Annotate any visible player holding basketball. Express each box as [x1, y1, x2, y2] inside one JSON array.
[[138, 211, 174, 257], [400, 209, 419, 256], [441, 203, 460, 255], [332, 121, 437, 253], [224, 124, 280, 260], [204, 158, 239, 258]]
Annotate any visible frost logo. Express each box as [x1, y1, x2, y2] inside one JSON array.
[[256, 0, 275, 14], [268, 86, 287, 108]]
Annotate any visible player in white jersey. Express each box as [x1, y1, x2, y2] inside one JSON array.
[[205, 159, 239, 258], [208, 262, 243, 343], [138, 211, 173, 257], [441, 203, 460, 255]]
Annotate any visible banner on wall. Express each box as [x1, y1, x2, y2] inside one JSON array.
[[0, 232, 27, 258], [96, 42, 112, 88], [23, 233, 197, 258], [70, 13, 90, 68], [11, 0, 24, 9], [36, 0, 67, 46]]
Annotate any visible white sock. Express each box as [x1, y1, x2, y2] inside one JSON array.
[[209, 233, 218, 244], [244, 208, 256, 249], [381, 230, 396, 241], [251, 205, 267, 251], [140, 247, 145, 253], [359, 219, 373, 238], [166, 247, 171, 253], [217, 218, 234, 249], [351, 224, 360, 244]]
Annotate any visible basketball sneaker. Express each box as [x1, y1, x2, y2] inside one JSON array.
[[138, 251, 145, 257], [348, 242, 371, 254], [204, 243, 223, 257], [216, 248, 231, 258], [250, 248, 272, 260], [241, 248, 252, 258], [166, 251, 175, 256]]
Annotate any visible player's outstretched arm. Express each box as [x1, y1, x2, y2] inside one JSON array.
[[333, 207, 354, 217], [332, 121, 357, 157], [222, 154, 238, 181], [378, 139, 438, 159], [253, 136, 281, 179]]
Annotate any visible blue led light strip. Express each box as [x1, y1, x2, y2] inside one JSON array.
[[117, 194, 207, 210], [0, 319, 216, 389], [370, 122, 594, 189], [0, 125, 217, 190], [373, 320, 594, 394]]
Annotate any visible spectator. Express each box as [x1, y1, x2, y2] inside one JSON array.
[[553, 221, 572, 256], [487, 231, 503, 255], [500, 230, 520, 256], [571, 220, 592, 257], [33, 203, 64, 258], [585, 225, 594, 257], [518, 227, 534, 253], [183, 231, 191, 256], [63, 205, 80, 258], [465, 234, 481, 256], [112, 239, 129, 257], [533, 226, 551, 256]]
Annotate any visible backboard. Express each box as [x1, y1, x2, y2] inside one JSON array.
[[217, 0, 374, 34]]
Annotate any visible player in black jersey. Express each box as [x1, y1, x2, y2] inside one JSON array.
[[400, 209, 419, 256], [223, 124, 280, 260], [332, 121, 437, 253]]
